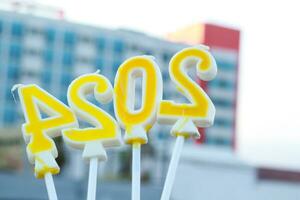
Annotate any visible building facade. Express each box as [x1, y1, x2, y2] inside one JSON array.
[[0, 10, 240, 186]]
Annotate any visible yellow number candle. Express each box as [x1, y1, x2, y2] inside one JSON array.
[[159, 46, 217, 200], [14, 84, 78, 200], [114, 56, 162, 200], [159, 45, 217, 137], [62, 72, 121, 200], [114, 56, 162, 144], [16, 84, 77, 178]]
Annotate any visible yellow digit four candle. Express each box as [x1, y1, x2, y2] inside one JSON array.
[[16, 84, 77, 178]]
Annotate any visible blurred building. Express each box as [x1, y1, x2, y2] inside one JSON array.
[[2, 8, 300, 200], [0, 9, 188, 199], [168, 24, 240, 148], [0, 11, 241, 175]]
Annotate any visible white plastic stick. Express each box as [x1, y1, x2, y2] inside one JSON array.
[[161, 136, 185, 200], [87, 157, 98, 200], [132, 143, 141, 200], [44, 172, 58, 200]]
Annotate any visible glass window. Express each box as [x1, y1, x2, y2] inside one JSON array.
[[3, 107, 16, 124], [44, 49, 54, 63], [209, 79, 234, 90], [0, 20, 3, 34], [60, 73, 72, 87], [9, 43, 22, 59], [113, 60, 122, 72], [60, 93, 68, 104], [205, 136, 231, 146], [41, 69, 52, 83], [7, 64, 19, 80], [64, 31, 76, 46], [216, 60, 235, 71], [162, 52, 171, 63], [162, 71, 168, 81], [214, 118, 232, 127], [5, 87, 13, 102], [94, 57, 104, 69], [45, 28, 55, 43], [219, 79, 234, 89], [213, 98, 233, 108], [62, 52, 74, 67], [96, 37, 105, 50], [108, 104, 114, 116], [113, 40, 124, 54], [11, 22, 23, 37]]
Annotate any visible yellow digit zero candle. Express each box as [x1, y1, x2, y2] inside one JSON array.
[[62, 72, 121, 160], [16, 84, 77, 178], [114, 56, 162, 144], [114, 56, 162, 200]]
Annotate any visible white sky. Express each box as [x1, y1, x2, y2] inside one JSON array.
[[40, 0, 300, 170]]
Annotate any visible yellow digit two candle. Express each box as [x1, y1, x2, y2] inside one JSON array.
[[114, 56, 162, 144], [62, 72, 121, 160], [16, 84, 77, 178], [158, 46, 217, 138], [159, 46, 218, 200]]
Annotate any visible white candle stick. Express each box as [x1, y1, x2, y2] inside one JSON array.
[[87, 157, 99, 200], [132, 143, 141, 200], [160, 136, 185, 200], [44, 172, 58, 200]]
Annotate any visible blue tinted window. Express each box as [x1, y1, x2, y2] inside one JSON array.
[[162, 71, 168, 81], [162, 52, 171, 63], [64, 31, 76, 46], [219, 80, 234, 89], [205, 136, 231, 146], [45, 28, 55, 43], [95, 57, 104, 69], [96, 37, 105, 50], [5, 87, 13, 102], [9, 43, 22, 59], [44, 49, 54, 63], [7, 64, 19, 79], [108, 104, 114, 116], [62, 52, 74, 67], [209, 79, 234, 90], [0, 20, 3, 34], [11, 22, 23, 37], [113, 60, 122, 72], [60, 93, 68, 104], [213, 98, 233, 108], [113, 40, 124, 53], [60, 73, 72, 86], [214, 118, 232, 127], [216, 60, 235, 71], [3, 107, 16, 124], [162, 87, 169, 99], [41, 69, 52, 83], [143, 50, 153, 55]]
